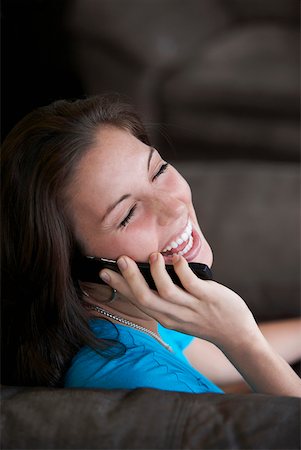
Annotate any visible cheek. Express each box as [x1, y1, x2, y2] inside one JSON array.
[[89, 224, 158, 261], [169, 169, 192, 202], [115, 222, 157, 260]]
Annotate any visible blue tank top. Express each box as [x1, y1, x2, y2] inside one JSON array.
[[64, 318, 223, 394]]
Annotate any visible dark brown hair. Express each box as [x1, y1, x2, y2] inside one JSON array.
[[1, 94, 150, 386]]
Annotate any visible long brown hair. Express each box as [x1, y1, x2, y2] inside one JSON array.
[[1, 94, 151, 386]]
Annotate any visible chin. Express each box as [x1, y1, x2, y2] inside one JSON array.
[[193, 238, 214, 267], [187, 220, 213, 267]]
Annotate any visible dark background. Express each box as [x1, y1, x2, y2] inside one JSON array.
[[2, 0, 299, 161], [1, 0, 83, 141]]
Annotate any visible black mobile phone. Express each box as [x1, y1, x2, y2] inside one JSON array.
[[74, 256, 212, 290]]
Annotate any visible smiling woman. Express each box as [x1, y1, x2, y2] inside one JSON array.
[[1, 95, 301, 397], [65, 124, 212, 266]]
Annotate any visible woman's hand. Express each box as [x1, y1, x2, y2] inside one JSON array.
[[100, 253, 301, 397], [100, 252, 260, 352]]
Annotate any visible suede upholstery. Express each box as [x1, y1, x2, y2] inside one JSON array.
[[1, 386, 300, 449], [67, 0, 299, 160], [175, 160, 300, 321]]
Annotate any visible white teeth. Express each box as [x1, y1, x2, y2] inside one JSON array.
[[179, 235, 193, 256], [161, 219, 193, 253], [181, 232, 188, 241]]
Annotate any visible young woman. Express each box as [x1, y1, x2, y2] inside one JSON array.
[[1, 95, 301, 396]]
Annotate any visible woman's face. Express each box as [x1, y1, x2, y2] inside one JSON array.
[[68, 125, 213, 266]]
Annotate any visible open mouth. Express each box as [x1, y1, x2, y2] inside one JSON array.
[[160, 219, 201, 262]]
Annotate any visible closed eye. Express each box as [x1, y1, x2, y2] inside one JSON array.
[[152, 163, 169, 181], [119, 204, 137, 228], [119, 163, 168, 228]]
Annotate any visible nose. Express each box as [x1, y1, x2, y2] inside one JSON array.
[[150, 192, 186, 226]]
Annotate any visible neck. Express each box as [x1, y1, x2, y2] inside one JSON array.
[[85, 301, 172, 352], [84, 287, 159, 334]]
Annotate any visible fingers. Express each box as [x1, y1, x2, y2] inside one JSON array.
[[172, 254, 209, 297], [150, 253, 179, 300], [115, 256, 171, 311], [98, 254, 255, 344], [98, 254, 211, 333], [115, 256, 190, 325], [99, 256, 172, 315], [149, 253, 187, 303], [99, 268, 134, 301], [100, 253, 209, 307]]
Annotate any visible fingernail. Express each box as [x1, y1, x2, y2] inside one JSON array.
[[117, 257, 127, 271], [149, 252, 158, 263], [100, 271, 111, 283], [172, 254, 180, 264]]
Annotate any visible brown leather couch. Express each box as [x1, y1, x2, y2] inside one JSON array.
[[67, 0, 299, 161], [2, 386, 300, 449]]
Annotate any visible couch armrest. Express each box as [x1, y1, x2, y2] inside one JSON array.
[[1, 385, 300, 449]]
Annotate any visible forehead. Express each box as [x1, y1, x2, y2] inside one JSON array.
[[67, 125, 150, 219], [83, 125, 148, 171], [96, 124, 147, 155]]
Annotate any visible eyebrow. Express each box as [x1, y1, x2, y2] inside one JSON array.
[[101, 147, 155, 223]]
